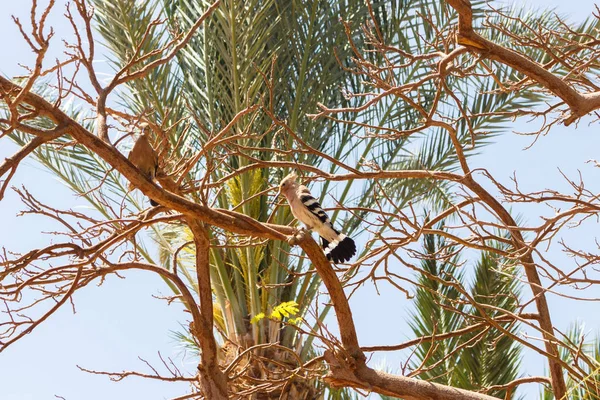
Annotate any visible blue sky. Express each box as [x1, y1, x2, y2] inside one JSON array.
[[1, 1, 599, 399]]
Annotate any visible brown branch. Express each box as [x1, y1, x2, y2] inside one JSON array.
[[446, 0, 600, 126], [324, 353, 501, 400], [0, 265, 82, 352], [296, 235, 364, 362], [109, 0, 222, 88], [362, 322, 488, 352], [485, 376, 552, 400], [187, 220, 228, 399], [0, 123, 68, 200], [77, 365, 195, 382]]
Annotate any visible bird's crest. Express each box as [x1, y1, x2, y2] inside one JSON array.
[[281, 171, 298, 184], [278, 171, 299, 196]]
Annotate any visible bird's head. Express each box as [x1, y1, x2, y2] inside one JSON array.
[[277, 172, 298, 198], [139, 122, 151, 138]]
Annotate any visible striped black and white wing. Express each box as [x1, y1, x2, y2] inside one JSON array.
[[294, 186, 356, 263], [297, 186, 331, 227]]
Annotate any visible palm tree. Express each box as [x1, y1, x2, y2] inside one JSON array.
[[407, 225, 522, 399], [7, 0, 595, 398]]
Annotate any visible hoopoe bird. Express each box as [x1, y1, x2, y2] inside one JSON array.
[[128, 125, 159, 206], [278, 172, 356, 263]]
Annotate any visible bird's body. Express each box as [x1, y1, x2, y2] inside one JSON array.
[[279, 173, 356, 263], [128, 131, 158, 206]]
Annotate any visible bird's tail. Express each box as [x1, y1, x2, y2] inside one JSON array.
[[321, 234, 356, 264]]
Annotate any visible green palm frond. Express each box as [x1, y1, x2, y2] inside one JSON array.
[[409, 223, 522, 397], [455, 246, 523, 398]]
